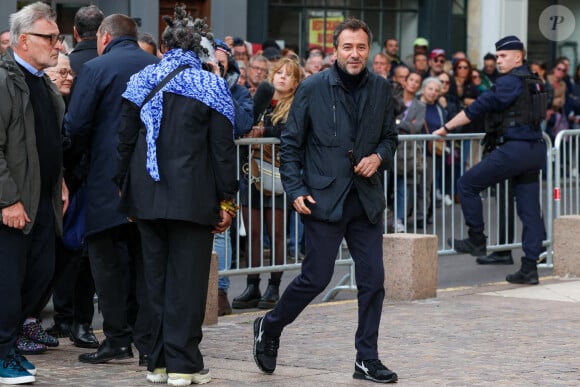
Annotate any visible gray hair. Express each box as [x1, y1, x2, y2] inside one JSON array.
[[249, 55, 268, 67], [9, 1, 56, 47], [421, 76, 442, 93], [161, 3, 214, 59]]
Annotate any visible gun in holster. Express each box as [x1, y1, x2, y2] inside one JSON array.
[[482, 112, 503, 155]]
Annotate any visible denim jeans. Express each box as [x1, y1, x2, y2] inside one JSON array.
[[213, 230, 231, 290]]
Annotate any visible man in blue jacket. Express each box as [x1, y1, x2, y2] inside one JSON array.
[[434, 35, 546, 285], [252, 17, 399, 384], [64, 13, 159, 364]]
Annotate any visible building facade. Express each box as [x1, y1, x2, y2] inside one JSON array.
[[0, 0, 577, 72]]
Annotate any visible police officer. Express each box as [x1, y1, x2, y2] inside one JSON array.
[[433, 35, 546, 285]]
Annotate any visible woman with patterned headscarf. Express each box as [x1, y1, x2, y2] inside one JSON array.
[[115, 4, 238, 385]]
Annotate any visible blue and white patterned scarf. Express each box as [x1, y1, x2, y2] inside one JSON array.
[[123, 49, 235, 181]]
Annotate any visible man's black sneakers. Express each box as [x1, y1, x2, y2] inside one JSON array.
[[353, 359, 398, 383], [253, 316, 279, 374]]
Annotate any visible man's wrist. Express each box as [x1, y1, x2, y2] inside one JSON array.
[[443, 124, 451, 132]]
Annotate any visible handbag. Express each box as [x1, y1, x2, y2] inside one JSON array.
[[250, 139, 284, 195], [425, 121, 444, 156], [250, 157, 284, 195]]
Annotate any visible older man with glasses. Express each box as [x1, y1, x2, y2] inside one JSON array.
[[0, 2, 68, 384], [247, 54, 269, 96]]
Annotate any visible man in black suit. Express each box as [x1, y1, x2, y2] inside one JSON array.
[[64, 13, 159, 365], [252, 17, 399, 384]]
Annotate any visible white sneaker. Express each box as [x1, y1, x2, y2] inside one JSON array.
[[146, 368, 167, 384], [394, 220, 405, 233], [444, 195, 453, 206], [168, 369, 211, 386]]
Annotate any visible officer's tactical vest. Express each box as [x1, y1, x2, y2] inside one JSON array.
[[485, 70, 548, 136]]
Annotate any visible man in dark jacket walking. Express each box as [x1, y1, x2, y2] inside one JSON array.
[[64, 13, 159, 365], [252, 17, 399, 384]]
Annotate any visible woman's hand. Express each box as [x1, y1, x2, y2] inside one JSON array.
[[246, 125, 265, 138]]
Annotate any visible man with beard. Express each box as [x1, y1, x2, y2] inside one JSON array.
[[252, 17, 399, 384]]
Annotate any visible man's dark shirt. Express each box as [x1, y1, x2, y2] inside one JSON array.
[[68, 39, 98, 75]]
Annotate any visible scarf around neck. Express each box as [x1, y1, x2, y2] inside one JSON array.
[[123, 48, 235, 181]]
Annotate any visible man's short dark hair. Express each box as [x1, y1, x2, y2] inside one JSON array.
[[74, 5, 104, 39], [332, 17, 373, 49], [483, 52, 496, 61], [383, 37, 397, 47]]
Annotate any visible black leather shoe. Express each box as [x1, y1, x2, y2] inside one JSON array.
[[139, 353, 150, 367], [46, 321, 72, 339], [70, 322, 99, 349], [476, 252, 514, 265], [78, 340, 133, 364]]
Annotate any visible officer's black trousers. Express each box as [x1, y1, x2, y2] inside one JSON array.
[[458, 140, 546, 260]]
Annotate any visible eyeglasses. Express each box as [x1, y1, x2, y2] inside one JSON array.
[[432, 58, 445, 64], [250, 65, 268, 73], [47, 68, 75, 78], [457, 65, 469, 70], [233, 51, 249, 59], [25, 32, 65, 46]]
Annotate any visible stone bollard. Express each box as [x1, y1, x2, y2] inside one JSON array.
[[203, 252, 219, 326], [553, 215, 580, 277], [382, 233, 438, 301]]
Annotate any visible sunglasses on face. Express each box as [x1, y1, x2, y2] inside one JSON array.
[[432, 58, 445, 64]]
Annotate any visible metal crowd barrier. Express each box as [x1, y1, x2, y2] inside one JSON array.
[[218, 130, 578, 300]]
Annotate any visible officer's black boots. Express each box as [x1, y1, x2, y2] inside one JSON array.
[[449, 230, 487, 257], [506, 257, 539, 285]]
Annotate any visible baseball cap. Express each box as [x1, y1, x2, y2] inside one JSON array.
[[429, 48, 446, 60], [413, 37, 429, 47]]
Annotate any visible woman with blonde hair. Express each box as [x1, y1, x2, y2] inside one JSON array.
[[234, 57, 302, 310]]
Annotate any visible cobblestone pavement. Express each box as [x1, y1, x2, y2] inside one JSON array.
[[19, 277, 580, 386]]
